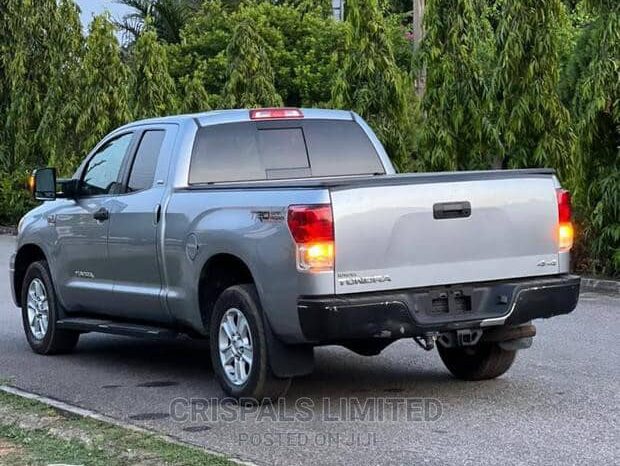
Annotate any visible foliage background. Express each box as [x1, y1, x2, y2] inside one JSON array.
[[0, 0, 617, 276]]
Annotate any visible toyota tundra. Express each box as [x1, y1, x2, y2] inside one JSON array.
[[10, 108, 580, 400]]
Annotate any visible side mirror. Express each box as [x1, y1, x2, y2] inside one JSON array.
[[28, 169, 80, 201], [58, 178, 80, 199], [29, 168, 57, 201]]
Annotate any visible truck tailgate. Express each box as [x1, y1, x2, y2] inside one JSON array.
[[331, 173, 560, 294]]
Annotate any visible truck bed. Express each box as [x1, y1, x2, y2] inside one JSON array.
[[181, 168, 563, 294]]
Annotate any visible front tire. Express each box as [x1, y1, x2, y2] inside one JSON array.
[[437, 342, 516, 381], [21, 261, 79, 355], [209, 284, 291, 402]]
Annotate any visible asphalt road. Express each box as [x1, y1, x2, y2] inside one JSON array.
[[0, 235, 618, 465]]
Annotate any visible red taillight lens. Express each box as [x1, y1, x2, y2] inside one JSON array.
[[287, 205, 333, 243], [557, 189, 572, 223], [557, 188, 574, 252], [288, 205, 334, 271], [249, 108, 303, 120]]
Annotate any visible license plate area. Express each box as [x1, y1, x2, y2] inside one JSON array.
[[430, 288, 473, 315], [409, 283, 515, 326]]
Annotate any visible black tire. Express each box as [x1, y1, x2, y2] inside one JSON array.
[[209, 284, 291, 402], [21, 261, 79, 355], [437, 342, 516, 381]]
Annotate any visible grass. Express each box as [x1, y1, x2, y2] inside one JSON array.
[[0, 389, 233, 466]]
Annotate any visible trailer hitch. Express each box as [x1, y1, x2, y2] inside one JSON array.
[[413, 332, 439, 351]]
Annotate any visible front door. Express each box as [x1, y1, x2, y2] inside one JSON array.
[[55, 132, 135, 313]]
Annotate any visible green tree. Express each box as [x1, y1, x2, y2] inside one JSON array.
[[562, 0, 619, 275], [75, 14, 131, 157], [222, 20, 283, 108], [171, 0, 346, 108], [237, 1, 346, 107], [128, 23, 177, 119], [417, 0, 497, 170], [39, 0, 85, 170], [178, 68, 214, 113], [0, 0, 84, 222], [331, 0, 418, 170], [493, 0, 572, 170], [168, 0, 232, 97], [0, 0, 82, 172]]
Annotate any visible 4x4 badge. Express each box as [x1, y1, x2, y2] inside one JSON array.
[[536, 259, 557, 267]]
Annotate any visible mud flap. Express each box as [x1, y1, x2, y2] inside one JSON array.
[[263, 315, 314, 378]]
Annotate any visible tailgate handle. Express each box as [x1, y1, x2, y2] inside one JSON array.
[[433, 201, 471, 219]]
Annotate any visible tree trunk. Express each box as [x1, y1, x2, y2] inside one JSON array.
[[413, 0, 426, 96]]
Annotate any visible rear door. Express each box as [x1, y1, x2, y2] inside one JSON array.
[[105, 125, 177, 323], [331, 174, 561, 294]]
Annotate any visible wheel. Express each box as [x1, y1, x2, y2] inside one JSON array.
[[21, 261, 80, 355], [437, 342, 516, 381], [209, 284, 291, 402]]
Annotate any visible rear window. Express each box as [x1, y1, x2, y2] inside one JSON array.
[[188, 119, 384, 184]]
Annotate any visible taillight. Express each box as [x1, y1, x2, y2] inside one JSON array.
[[249, 108, 303, 120], [557, 189, 571, 223], [557, 188, 574, 252], [287, 205, 334, 271]]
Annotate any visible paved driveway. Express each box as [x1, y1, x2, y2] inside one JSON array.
[[0, 235, 618, 465]]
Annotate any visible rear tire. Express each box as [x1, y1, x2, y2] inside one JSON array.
[[209, 284, 291, 402], [437, 342, 516, 380], [21, 261, 79, 355]]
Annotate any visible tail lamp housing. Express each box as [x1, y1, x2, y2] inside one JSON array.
[[287, 205, 334, 271], [557, 189, 574, 252]]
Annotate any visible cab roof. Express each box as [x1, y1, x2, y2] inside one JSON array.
[[118, 108, 355, 131]]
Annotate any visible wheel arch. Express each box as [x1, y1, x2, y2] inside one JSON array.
[[197, 253, 256, 330], [13, 243, 48, 307]]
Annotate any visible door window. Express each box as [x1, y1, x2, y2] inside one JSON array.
[[80, 133, 133, 196], [127, 130, 165, 192]]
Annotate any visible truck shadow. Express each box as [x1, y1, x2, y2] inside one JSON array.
[[71, 334, 522, 403]]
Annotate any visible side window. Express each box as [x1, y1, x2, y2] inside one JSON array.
[[81, 133, 133, 196], [127, 130, 165, 192]]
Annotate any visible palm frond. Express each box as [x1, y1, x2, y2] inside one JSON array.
[[114, 0, 200, 44]]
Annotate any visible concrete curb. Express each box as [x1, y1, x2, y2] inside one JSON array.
[[580, 277, 620, 295], [0, 385, 257, 466]]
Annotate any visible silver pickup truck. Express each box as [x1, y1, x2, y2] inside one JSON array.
[[11, 108, 580, 400]]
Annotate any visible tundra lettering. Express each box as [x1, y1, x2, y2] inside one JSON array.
[[338, 275, 392, 286]]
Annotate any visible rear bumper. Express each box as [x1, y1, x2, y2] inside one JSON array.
[[297, 274, 580, 343]]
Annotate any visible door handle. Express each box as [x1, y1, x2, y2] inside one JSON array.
[[153, 204, 161, 225], [433, 201, 471, 219], [93, 208, 109, 221]]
